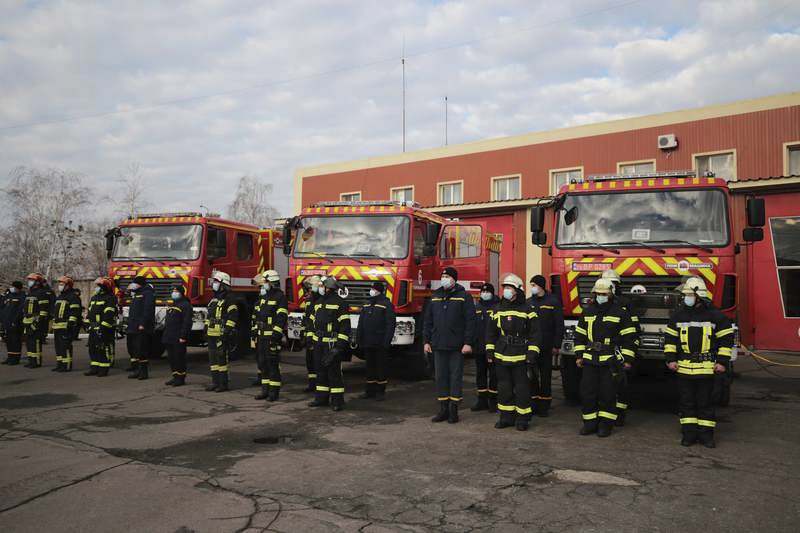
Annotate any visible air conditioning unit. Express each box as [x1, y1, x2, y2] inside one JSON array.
[[658, 134, 678, 150]]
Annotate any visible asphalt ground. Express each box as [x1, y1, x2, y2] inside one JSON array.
[[1, 339, 799, 532]]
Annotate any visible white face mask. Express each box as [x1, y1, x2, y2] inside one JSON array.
[[260, 286, 268, 296], [440, 276, 454, 289], [369, 289, 380, 298], [128, 282, 140, 291], [596, 294, 609, 305], [27, 280, 35, 288], [684, 295, 696, 307], [212, 281, 221, 292], [9, 287, 17, 293], [94, 286, 102, 295], [171, 291, 181, 300], [318, 286, 326, 296], [503, 288, 516, 300], [480, 291, 492, 301], [58, 284, 65, 293], [531, 286, 543, 297]]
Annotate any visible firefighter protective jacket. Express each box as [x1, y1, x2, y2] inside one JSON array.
[[126, 284, 155, 334], [474, 295, 499, 354], [616, 293, 642, 354], [302, 292, 319, 342], [1, 291, 24, 333], [205, 289, 239, 338], [311, 291, 351, 349], [422, 284, 477, 351], [573, 300, 637, 365], [52, 288, 82, 337], [356, 293, 396, 349], [87, 291, 117, 341], [23, 286, 51, 334], [527, 291, 565, 350], [163, 297, 192, 344], [664, 300, 734, 377], [486, 293, 541, 365], [253, 287, 288, 343]]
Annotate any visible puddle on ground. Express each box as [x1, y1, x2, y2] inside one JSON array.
[[0, 393, 79, 410]]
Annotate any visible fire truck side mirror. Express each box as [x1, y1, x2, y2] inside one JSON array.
[[104, 227, 118, 259], [423, 223, 440, 256], [532, 231, 548, 245], [530, 207, 545, 233], [742, 227, 763, 243], [282, 223, 293, 256], [746, 198, 765, 227]]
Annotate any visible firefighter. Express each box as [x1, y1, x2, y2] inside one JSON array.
[[527, 275, 564, 417], [574, 278, 637, 437], [471, 283, 498, 412], [51, 276, 82, 372], [664, 277, 733, 448], [85, 277, 117, 377], [486, 274, 540, 431], [301, 275, 322, 393], [253, 270, 288, 402], [601, 268, 641, 426], [22, 273, 52, 368], [308, 275, 350, 411], [356, 281, 396, 401], [163, 284, 192, 386], [205, 271, 239, 393], [423, 267, 476, 424], [126, 276, 155, 380], [1, 281, 25, 365]]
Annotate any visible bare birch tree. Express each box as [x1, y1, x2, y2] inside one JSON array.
[[116, 162, 152, 218], [227, 175, 279, 228]]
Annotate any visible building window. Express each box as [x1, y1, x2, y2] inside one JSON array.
[[492, 175, 521, 201], [786, 143, 800, 176], [550, 168, 583, 194], [618, 160, 656, 175], [770, 217, 800, 317], [438, 181, 463, 205], [391, 186, 414, 203], [236, 233, 253, 261], [340, 191, 361, 202], [694, 151, 736, 181]]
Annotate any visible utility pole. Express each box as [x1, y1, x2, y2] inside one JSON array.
[[402, 37, 406, 153], [444, 96, 448, 146]]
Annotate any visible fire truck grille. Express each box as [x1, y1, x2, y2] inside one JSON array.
[[339, 280, 385, 308], [115, 278, 181, 302], [577, 276, 684, 317]]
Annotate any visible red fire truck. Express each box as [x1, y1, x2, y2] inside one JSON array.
[[105, 212, 278, 354], [529, 171, 765, 404], [281, 200, 501, 366]]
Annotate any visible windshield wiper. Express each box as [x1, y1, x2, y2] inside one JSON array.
[[358, 252, 389, 264], [296, 251, 333, 263], [646, 239, 714, 253], [562, 241, 620, 254], [602, 240, 666, 254]]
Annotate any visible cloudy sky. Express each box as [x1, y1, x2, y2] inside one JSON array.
[[1, 0, 798, 218]]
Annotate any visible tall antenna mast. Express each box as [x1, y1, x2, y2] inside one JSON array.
[[401, 37, 406, 153], [444, 96, 448, 146]]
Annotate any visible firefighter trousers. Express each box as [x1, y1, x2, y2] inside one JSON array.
[[364, 347, 388, 395], [474, 351, 497, 400], [208, 336, 229, 376], [314, 344, 344, 406], [54, 330, 74, 370], [166, 342, 187, 378], [305, 346, 317, 386], [580, 364, 617, 428], [496, 363, 532, 423], [434, 350, 464, 403], [24, 328, 43, 366], [529, 344, 553, 414], [127, 332, 150, 366], [257, 338, 281, 391], [616, 369, 631, 414], [678, 377, 715, 437], [88, 333, 114, 369], [4, 330, 22, 363]]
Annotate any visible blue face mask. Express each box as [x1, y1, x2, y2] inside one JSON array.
[[502, 288, 515, 300], [171, 291, 181, 300], [684, 295, 696, 307], [480, 291, 492, 301], [596, 294, 609, 305]]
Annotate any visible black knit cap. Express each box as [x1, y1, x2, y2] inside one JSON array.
[[480, 282, 495, 293], [442, 266, 458, 281], [171, 284, 186, 294], [370, 281, 385, 292], [530, 275, 547, 290], [12, 281, 23, 289], [133, 275, 147, 285]]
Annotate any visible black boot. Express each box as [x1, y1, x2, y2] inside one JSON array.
[[487, 396, 497, 413], [470, 395, 489, 412], [1, 358, 9, 365], [699, 431, 716, 448], [358, 383, 375, 400], [375, 385, 386, 402], [267, 388, 280, 402], [24, 357, 35, 368], [255, 385, 269, 400], [7, 355, 20, 365], [431, 401, 449, 423], [84, 366, 99, 376], [579, 421, 598, 435], [215, 373, 229, 392], [303, 378, 316, 393], [537, 399, 551, 418], [52, 362, 62, 372], [205, 371, 219, 392], [96, 367, 109, 377], [308, 395, 328, 407], [173, 375, 186, 386], [681, 432, 697, 447], [124, 361, 137, 373], [137, 363, 149, 380], [331, 395, 344, 411], [495, 417, 514, 429], [448, 402, 459, 424], [250, 373, 262, 387], [516, 418, 530, 431], [615, 410, 626, 427], [127, 365, 140, 379], [597, 422, 613, 438]]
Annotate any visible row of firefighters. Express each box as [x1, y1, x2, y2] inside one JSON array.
[[0, 265, 734, 447]]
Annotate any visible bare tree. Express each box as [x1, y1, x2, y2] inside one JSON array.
[[227, 175, 279, 228], [116, 162, 152, 218]]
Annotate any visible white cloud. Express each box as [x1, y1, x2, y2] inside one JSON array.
[[0, 0, 798, 218]]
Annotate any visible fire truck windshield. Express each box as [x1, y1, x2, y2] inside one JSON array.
[[113, 224, 203, 260], [556, 189, 729, 248], [294, 215, 410, 259]]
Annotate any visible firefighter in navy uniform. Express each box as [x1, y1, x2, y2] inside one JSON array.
[[664, 277, 734, 448], [574, 278, 637, 437], [205, 271, 239, 392], [163, 285, 192, 386], [486, 274, 540, 431], [423, 267, 476, 424], [301, 275, 322, 393], [308, 276, 351, 411], [1, 282, 25, 365], [471, 283, 499, 413], [126, 276, 155, 380], [253, 270, 288, 402], [356, 281, 396, 401], [22, 273, 51, 368], [527, 275, 564, 417], [85, 277, 117, 377], [51, 276, 82, 372], [601, 269, 642, 426]]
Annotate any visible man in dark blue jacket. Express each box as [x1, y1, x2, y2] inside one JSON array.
[[357, 281, 396, 401], [423, 267, 476, 424], [163, 284, 193, 386], [1, 282, 25, 366], [527, 275, 564, 417], [126, 276, 155, 380], [471, 283, 499, 412]]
